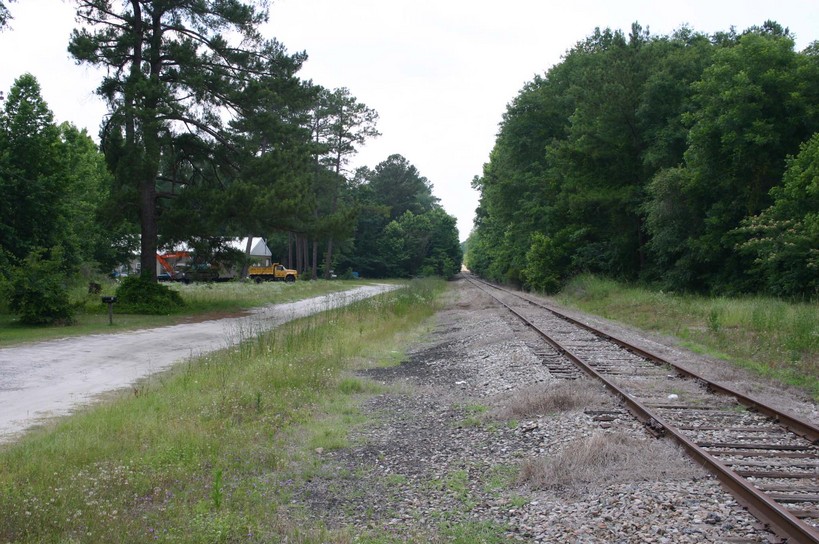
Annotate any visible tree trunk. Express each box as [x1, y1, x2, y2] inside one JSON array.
[[137, 5, 165, 282], [139, 179, 158, 280], [287, 231, 293, 269], [636, 217, 646, 274], [312, 239, 319, 280], [295, 233, 303, 273], [323, 238, 333, 279], [241, 235, 253, 278], [303, 237, 309, 277]]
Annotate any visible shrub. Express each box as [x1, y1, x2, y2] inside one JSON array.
[[7, 248, 75, 325], [114, 275, 184, 314], [522, 231, 570, 293]]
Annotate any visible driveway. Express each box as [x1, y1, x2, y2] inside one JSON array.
[[0, 284, 398, 443]]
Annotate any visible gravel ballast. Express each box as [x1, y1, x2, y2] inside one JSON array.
[[278, 278, 812, 542]]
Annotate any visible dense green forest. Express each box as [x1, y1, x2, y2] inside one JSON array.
[[0, 1, 461, 323], [467, 21, 819, 298]]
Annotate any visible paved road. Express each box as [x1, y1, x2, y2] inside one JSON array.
[[0, 285, 398, 443]]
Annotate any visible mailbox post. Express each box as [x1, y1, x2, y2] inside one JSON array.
[[101, 296, 117, 325]]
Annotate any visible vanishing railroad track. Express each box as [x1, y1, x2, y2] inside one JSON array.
[[466, 275, 819, 543]]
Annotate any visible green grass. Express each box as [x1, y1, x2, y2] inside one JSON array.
[[557, 274, 819, 398], [483, 464, 518, 494], [457, 404, 489, 428], [0, 278, 450, 543], [0, 279, 373, 346]]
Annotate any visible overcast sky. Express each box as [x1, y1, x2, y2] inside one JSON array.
[[1, 1, 817, 241]]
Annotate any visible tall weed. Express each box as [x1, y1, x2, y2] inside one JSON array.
[[558, 275, 819, 397]]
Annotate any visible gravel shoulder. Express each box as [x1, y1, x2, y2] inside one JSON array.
[[278, 278, 812, 542]]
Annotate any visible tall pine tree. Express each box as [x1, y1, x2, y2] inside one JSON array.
[[69, 1, 296, 279]]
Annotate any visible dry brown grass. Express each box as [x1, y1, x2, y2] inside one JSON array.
[[491, 380, 615, 420], [518, 431, 701, 496]]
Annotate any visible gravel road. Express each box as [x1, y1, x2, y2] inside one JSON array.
[[0, 284, 398, 443]]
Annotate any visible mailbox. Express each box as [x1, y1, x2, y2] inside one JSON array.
[[101, 296, 117, 324]]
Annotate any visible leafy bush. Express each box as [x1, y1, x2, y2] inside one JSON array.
[[115, 275, 184, 314], [522, 232, 570, 293], [7, 248, 75, 325]]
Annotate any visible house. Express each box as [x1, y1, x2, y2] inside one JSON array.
[[230, 237, 273, 266]]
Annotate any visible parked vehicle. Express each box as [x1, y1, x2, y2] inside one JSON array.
[[248, 263, 298, 283], [156, 251, 237, 283], [173, 263, 222, 284], [156, 251, 190, 278]]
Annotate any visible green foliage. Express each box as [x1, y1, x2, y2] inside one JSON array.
[[114, 276, 185, 315], [643, 167, 700, 287], [339, 268, 357, 280], [379, 220, 410, 277], [6, 247, 75, 325], [210, 468, 224, 510], [737, 132, 819, 297], [312, 87, 381, 176], [665, 24, 819, 292], [58, 123, 116, 270], [470, 20, 819, 297], [0, 1, 11, 29], [202, 56, 315, 245], [522, 232, 570, 293], [379, 209, 462, 279], [0, 74, 69, 263], [366, 154, 439, 219], [338, 155, 461, 279], [70, 1, 309, 279], [0, 72, 122, 327]]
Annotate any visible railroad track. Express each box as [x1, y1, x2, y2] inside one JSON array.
[[466, 275, 819, 543]]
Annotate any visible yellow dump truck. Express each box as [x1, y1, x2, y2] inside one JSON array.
[[248, 263, 298, 283]]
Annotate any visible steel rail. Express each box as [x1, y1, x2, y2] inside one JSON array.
[[466, 276, 819, 543], [477, 276, 819, 445]]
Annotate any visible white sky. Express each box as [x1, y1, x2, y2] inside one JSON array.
[[1, 1, 817, 241]]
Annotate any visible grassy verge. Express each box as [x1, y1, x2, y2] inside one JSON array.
[[0, 279, 374, 346], [556, 275, 819, 398], [0, 278, 467, 543]]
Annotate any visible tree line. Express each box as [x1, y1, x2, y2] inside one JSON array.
[[0, 1, 461, 323], [467, 21, 819, 298]]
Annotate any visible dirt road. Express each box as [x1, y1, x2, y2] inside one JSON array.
[[0, 285, 397, 443]]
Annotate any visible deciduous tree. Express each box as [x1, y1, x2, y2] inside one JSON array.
[[652, 22, 819, 291], [737, 133, 819, 297]]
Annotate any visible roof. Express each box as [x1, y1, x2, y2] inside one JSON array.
[[230, 237, 272, 258]]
